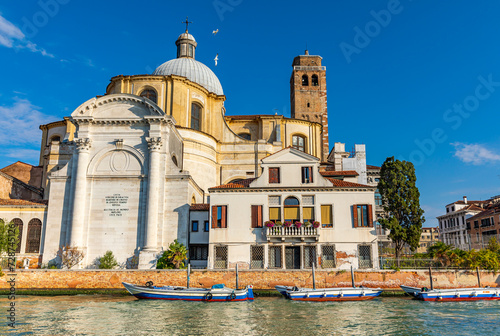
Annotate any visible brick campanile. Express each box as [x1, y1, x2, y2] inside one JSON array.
[[290, 50, 329, 162]]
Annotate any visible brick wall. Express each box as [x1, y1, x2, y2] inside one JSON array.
[[1, 269, 498, 290]]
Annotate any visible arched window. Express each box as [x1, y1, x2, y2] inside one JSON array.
[[284, 196, 300, 222], [12, 218, 23, 253], [292, 135, 306, 152], [25, 218, 42, 253], [172, 155, 178, 167], [302, 75, 309, 86], [191, 195, 196, 205], [140, 89, 157, 104], [311, 74, 319, 86], [238, 133, 251, 140], [191, 103, 202, 131]]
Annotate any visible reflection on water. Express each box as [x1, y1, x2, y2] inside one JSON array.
[[1, 295, 499, 335]]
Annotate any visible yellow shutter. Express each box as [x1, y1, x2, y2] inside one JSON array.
[[303, 207, 313, 221], [284, 207, 299, 221], [269, 207, 281, 221], [321, 205, 332, 225]]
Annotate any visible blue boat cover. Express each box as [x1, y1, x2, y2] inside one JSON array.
[[211, 284, 225, 289]]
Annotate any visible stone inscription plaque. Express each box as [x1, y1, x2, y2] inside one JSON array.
[[104, 194, 129, 217]]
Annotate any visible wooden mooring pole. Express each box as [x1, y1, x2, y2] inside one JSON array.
[[312, 262, 316, 290], [476, 266, 482, 288], [429, 267, 434, 290]]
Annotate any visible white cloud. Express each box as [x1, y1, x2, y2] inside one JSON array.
[[0, 14, 54, 57], [451, 142, 500, 165], [0, 99, 57, 146]]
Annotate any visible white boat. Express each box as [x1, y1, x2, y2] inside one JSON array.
[[123, 282, 254, 301], [417, 287, 500, 301], [276, 264, 382, 301], [284, 286, 382, 301]]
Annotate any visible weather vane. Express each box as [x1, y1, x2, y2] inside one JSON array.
[[182, 16, 192, 33]]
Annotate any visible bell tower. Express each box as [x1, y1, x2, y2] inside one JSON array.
[[290, 50, 329, 161]]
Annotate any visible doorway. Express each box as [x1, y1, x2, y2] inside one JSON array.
[[285, 246, 301, 269]]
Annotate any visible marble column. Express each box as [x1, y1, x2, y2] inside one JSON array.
[[69, 138, 91, 247], [139, 137, 162, 269], [144, 137, 162, 250]]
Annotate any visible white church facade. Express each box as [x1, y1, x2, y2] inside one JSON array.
[[1, 27, 380, 269]]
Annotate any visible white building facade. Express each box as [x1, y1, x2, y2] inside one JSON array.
[[205, 148, 379, 270]]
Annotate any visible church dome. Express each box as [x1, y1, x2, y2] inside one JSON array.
[[152, 29, 224, 96], [153, 58, 224, 96]]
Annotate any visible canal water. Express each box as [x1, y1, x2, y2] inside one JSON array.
[[1, 295, 499, 335]]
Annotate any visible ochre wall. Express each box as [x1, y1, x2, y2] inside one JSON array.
[[1, 270, 499, 290]]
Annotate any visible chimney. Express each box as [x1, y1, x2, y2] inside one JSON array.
[[463, 196, 467, 204]]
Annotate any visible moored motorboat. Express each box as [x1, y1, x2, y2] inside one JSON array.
[[276, 264, 382, 301], [284, 286, 382, 301], [403, 267, 500, 301], [122, 282, 254, 301], [416, 287, 500, 301]]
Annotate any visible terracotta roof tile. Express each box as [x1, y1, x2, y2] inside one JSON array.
[[190, 203, 210, 211], [210, 178, 257, 189], [0, 199, 47, 206], [366, 165, 381, 170], [320, 170, 359, 177], [326, 178, 374, 188]]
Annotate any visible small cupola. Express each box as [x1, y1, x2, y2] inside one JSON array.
[[176, 18, 197, 59]]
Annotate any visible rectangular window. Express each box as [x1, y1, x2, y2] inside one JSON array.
[[303, 207, 315, 222], [268, 196, 281, 205], [303, 195, 315, 205], [269, 167, 280, 184], [250, 245, 264, 269], [321, 205, 333, 228], [191, 220, 199, 232], [251, 205, 263, 228], [301, 166, 313, 183], [204, 220, 209, 232], [211, 205, 227, 228], [303, 246, 317, 268], [214, 245, 228, 269], [375, 191, 382, 206], [269, 207, 281, 221], [353, 204, 373, 228], [284, 207, 300, 222], [474, 220, 479, 228], [189, 245, 208, 260], [358, 245, 372, 269], [321, 245, 336, 268], [268, 246, 282, 268]]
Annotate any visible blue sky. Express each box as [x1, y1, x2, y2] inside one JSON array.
[[0, 0, 499, 226]]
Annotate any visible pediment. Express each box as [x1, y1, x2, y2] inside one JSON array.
[[71, 94, 165, 120], [261, 147, 319, 164]]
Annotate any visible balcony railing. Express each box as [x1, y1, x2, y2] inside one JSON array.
[[266, 226, 320, 241]]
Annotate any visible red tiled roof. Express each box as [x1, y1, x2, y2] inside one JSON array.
[[210, 178, 257, 189], [326, 178, 374, 188], [0, 199, 48, 206], [366, 165, 381, 170], [467, 208, 498, 222], [447, 200, 489, 206], [225, 115, 278, 120], [190, 203, 210, 211], [320, 170, 359, 177]]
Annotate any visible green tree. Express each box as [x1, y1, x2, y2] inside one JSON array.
[[487, 237, 500, 254], [378, 157, 425, 266], [156, 239, 188, 269], [98, 250, 119, 269], [0, 219, 20, 276]]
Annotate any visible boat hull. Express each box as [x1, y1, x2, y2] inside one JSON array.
[[122, 282, 254, 301], [279, 286, 383, 301], [400, 285, 421, 297], [417, 288, 500, 302]]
